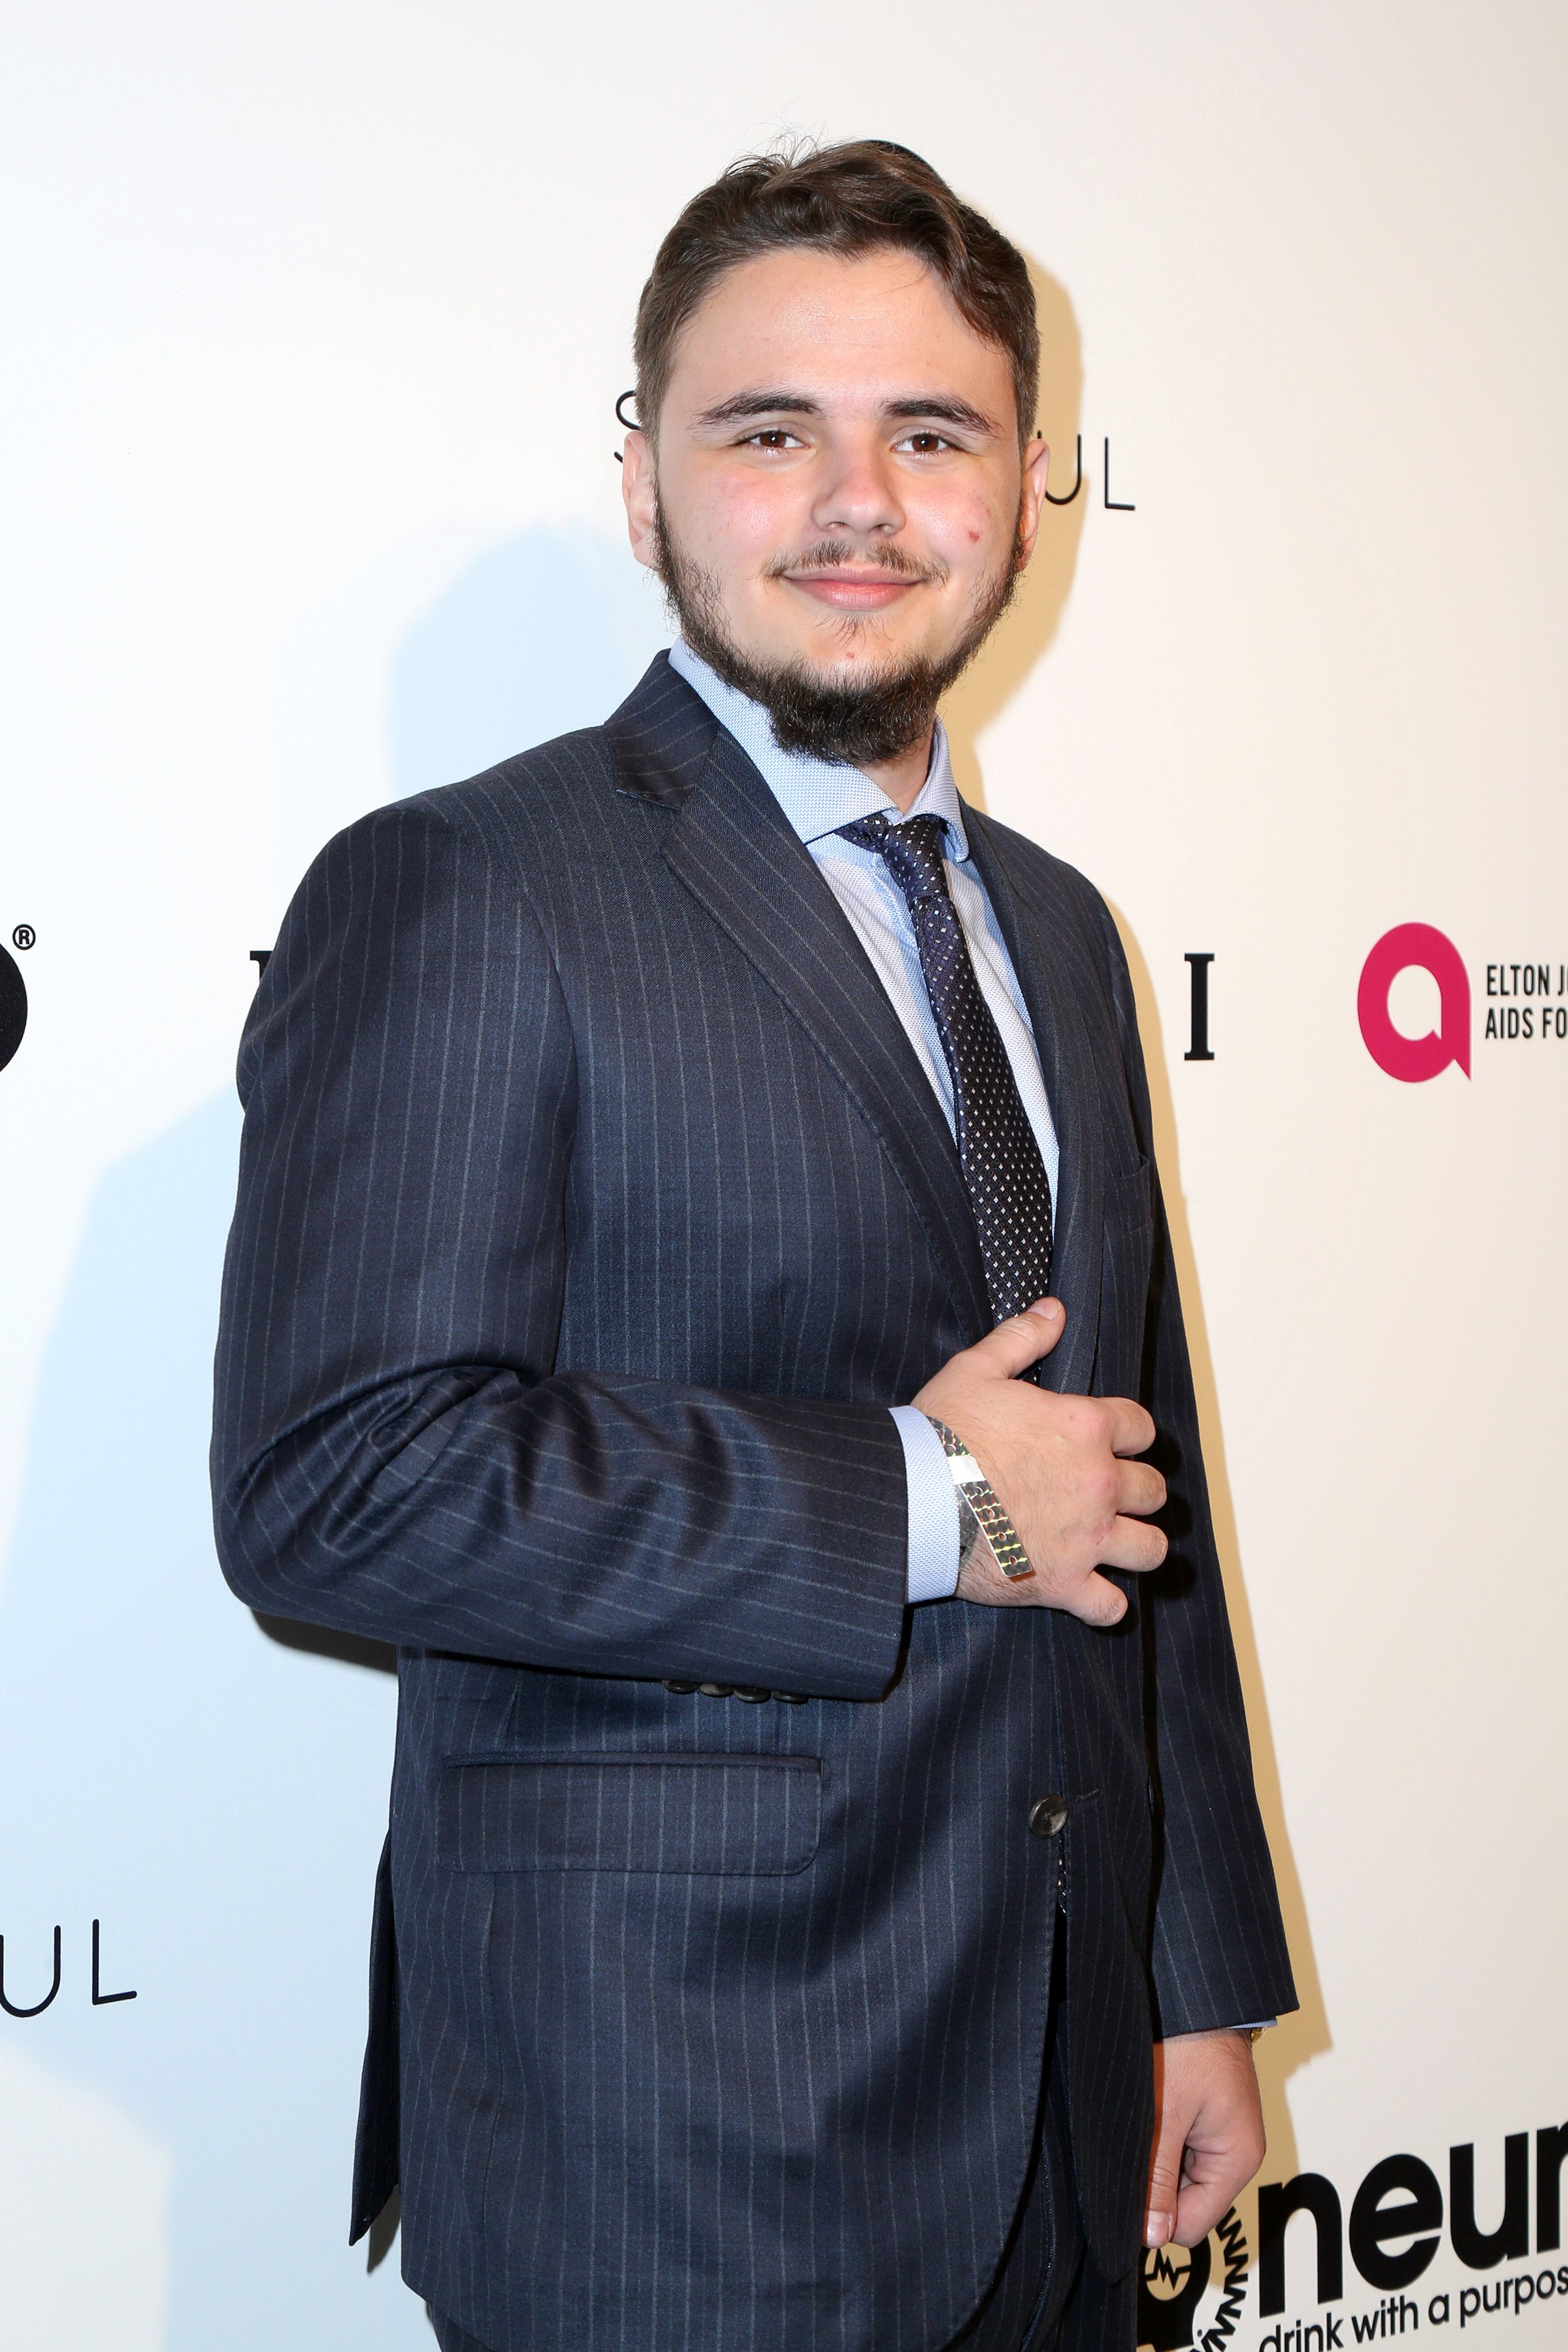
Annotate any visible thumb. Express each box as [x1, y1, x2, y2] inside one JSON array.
[[1145, 2117, 1186, 2248], [965, 1299, 1064, 1380]]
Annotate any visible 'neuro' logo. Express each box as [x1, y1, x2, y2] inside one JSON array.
[[1140, 2237, 1213, 2349], [1139, 2207, 1249, 2351], [1357, 924, 1469, 1083]]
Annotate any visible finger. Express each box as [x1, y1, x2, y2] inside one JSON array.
[[1113, 1460, 1168, 1519], [1102, 1396, 1158, 1457], [960, 1299, 1065, 1380], [1062, 1569, 1130, 1629], [1097, 1518, 1169, 1574], [1173, 2172, 1241, 2247]]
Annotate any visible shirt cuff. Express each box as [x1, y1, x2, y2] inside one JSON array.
[[889, 1406, 961, 1604], [1167, 2021, 1277, 2037]]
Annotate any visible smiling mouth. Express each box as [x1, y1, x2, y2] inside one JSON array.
[[779, 568, 931, 611]]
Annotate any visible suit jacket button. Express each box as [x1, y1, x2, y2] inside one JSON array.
[[662, 1680, 698, 1695], [1029, 1795, 1070, 1839], [734, 1687, 772, 1703], [698, 1683, 734, 1699], [774, 1692, 808, 1705]]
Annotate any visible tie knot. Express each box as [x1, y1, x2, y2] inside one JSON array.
[[838, 812, 951, 909]]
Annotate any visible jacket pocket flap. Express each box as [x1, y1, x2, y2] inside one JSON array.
[[436, 1754, 823, 1876]]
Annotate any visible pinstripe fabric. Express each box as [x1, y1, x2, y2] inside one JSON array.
[[425, 1927, 1115, 2352], [211, 654, 1294, 2352], [434, 1755, 823, 1875]]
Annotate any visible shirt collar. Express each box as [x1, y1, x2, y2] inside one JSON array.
[[668, 639, 970, 860]]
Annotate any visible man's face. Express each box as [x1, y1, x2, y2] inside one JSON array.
[[622, 245, 1049, 762]]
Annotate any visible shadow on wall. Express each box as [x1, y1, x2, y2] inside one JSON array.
[[0, 1096, 423, 2352], [943, 259, 1088, 809], [1107, 907, 1330, 2192], [0, 528, 668, 2350], [388, 523, 670, 798]]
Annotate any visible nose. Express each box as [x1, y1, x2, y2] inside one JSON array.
[[809, 433, 906, 540]]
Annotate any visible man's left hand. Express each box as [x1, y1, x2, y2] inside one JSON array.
[[1145, 2031, 1266, 2247]]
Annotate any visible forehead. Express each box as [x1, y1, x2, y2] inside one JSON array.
[[666, 245, 1015, 416]]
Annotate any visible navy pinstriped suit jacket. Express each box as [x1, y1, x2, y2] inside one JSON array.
[[212, 655, 1294, 2352]]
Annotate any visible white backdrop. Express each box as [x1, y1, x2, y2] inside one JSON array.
[[2, 3, 1565, 2345]]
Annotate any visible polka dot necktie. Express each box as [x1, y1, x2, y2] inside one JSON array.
[[838, 812, 1054, 1343]]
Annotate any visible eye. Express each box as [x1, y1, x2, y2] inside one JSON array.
[[895, 429, 958, 455], [742, 427, 806, 451]]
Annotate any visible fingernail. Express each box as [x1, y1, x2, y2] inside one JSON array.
[[1145, 2215, 1169, 2247]]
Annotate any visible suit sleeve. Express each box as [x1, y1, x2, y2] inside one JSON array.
[[210, 796, 909, 1701], [1098, 904, 1298, 2035]]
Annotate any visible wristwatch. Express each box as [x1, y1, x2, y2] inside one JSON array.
[[924, 1418, 1035, 1581]]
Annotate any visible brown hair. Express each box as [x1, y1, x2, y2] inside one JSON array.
[[633, 140, 1039, 448]]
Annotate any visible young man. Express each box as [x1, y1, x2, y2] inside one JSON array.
[[213, 141, 1294, 2352]]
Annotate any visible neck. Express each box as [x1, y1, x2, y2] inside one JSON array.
[[857, 724, 936, 814]]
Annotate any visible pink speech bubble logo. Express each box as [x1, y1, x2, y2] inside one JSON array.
[[1358, 923, 1470, 1081]]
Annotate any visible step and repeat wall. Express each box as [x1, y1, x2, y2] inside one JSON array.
[[2, 1, 1563, 2345]]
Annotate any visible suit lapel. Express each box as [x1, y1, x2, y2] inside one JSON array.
[[962, 811, 1106, 1397], [606, 661, 992, 1338]]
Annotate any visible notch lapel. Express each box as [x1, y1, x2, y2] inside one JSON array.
[[606, 661, 992, 1340], [962, 811, 1107, 1397]]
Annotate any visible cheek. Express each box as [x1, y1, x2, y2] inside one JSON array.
[[912, 482, 1013, 572], [682, 465, 805, 574]]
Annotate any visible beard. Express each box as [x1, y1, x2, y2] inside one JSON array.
[[651, 493, 1022, 767]]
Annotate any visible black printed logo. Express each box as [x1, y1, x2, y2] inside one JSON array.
[[1139, 2208, 1249, 2351], [0, 943, 26, 1074]]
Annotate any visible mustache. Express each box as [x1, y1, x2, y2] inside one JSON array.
[[762, 540, 950, 587]]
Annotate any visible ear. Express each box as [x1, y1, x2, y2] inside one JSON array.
[[1015, 434, 1051, 569], [621, 429, 660, 571]]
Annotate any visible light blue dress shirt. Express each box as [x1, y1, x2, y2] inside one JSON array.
[[670, 640, 1061, 1605]]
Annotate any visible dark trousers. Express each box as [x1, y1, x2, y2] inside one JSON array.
[[429, 2264, 1131, 2352], [429, 1921, 1135, 2352]]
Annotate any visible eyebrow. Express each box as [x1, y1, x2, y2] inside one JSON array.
[[692, 390, 821, 428], [884, 396, 1001, 438], [693, 389, 1002, 438]]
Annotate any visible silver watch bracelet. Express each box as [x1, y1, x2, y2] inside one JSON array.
[[923, 1417, 1036, 1582]]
